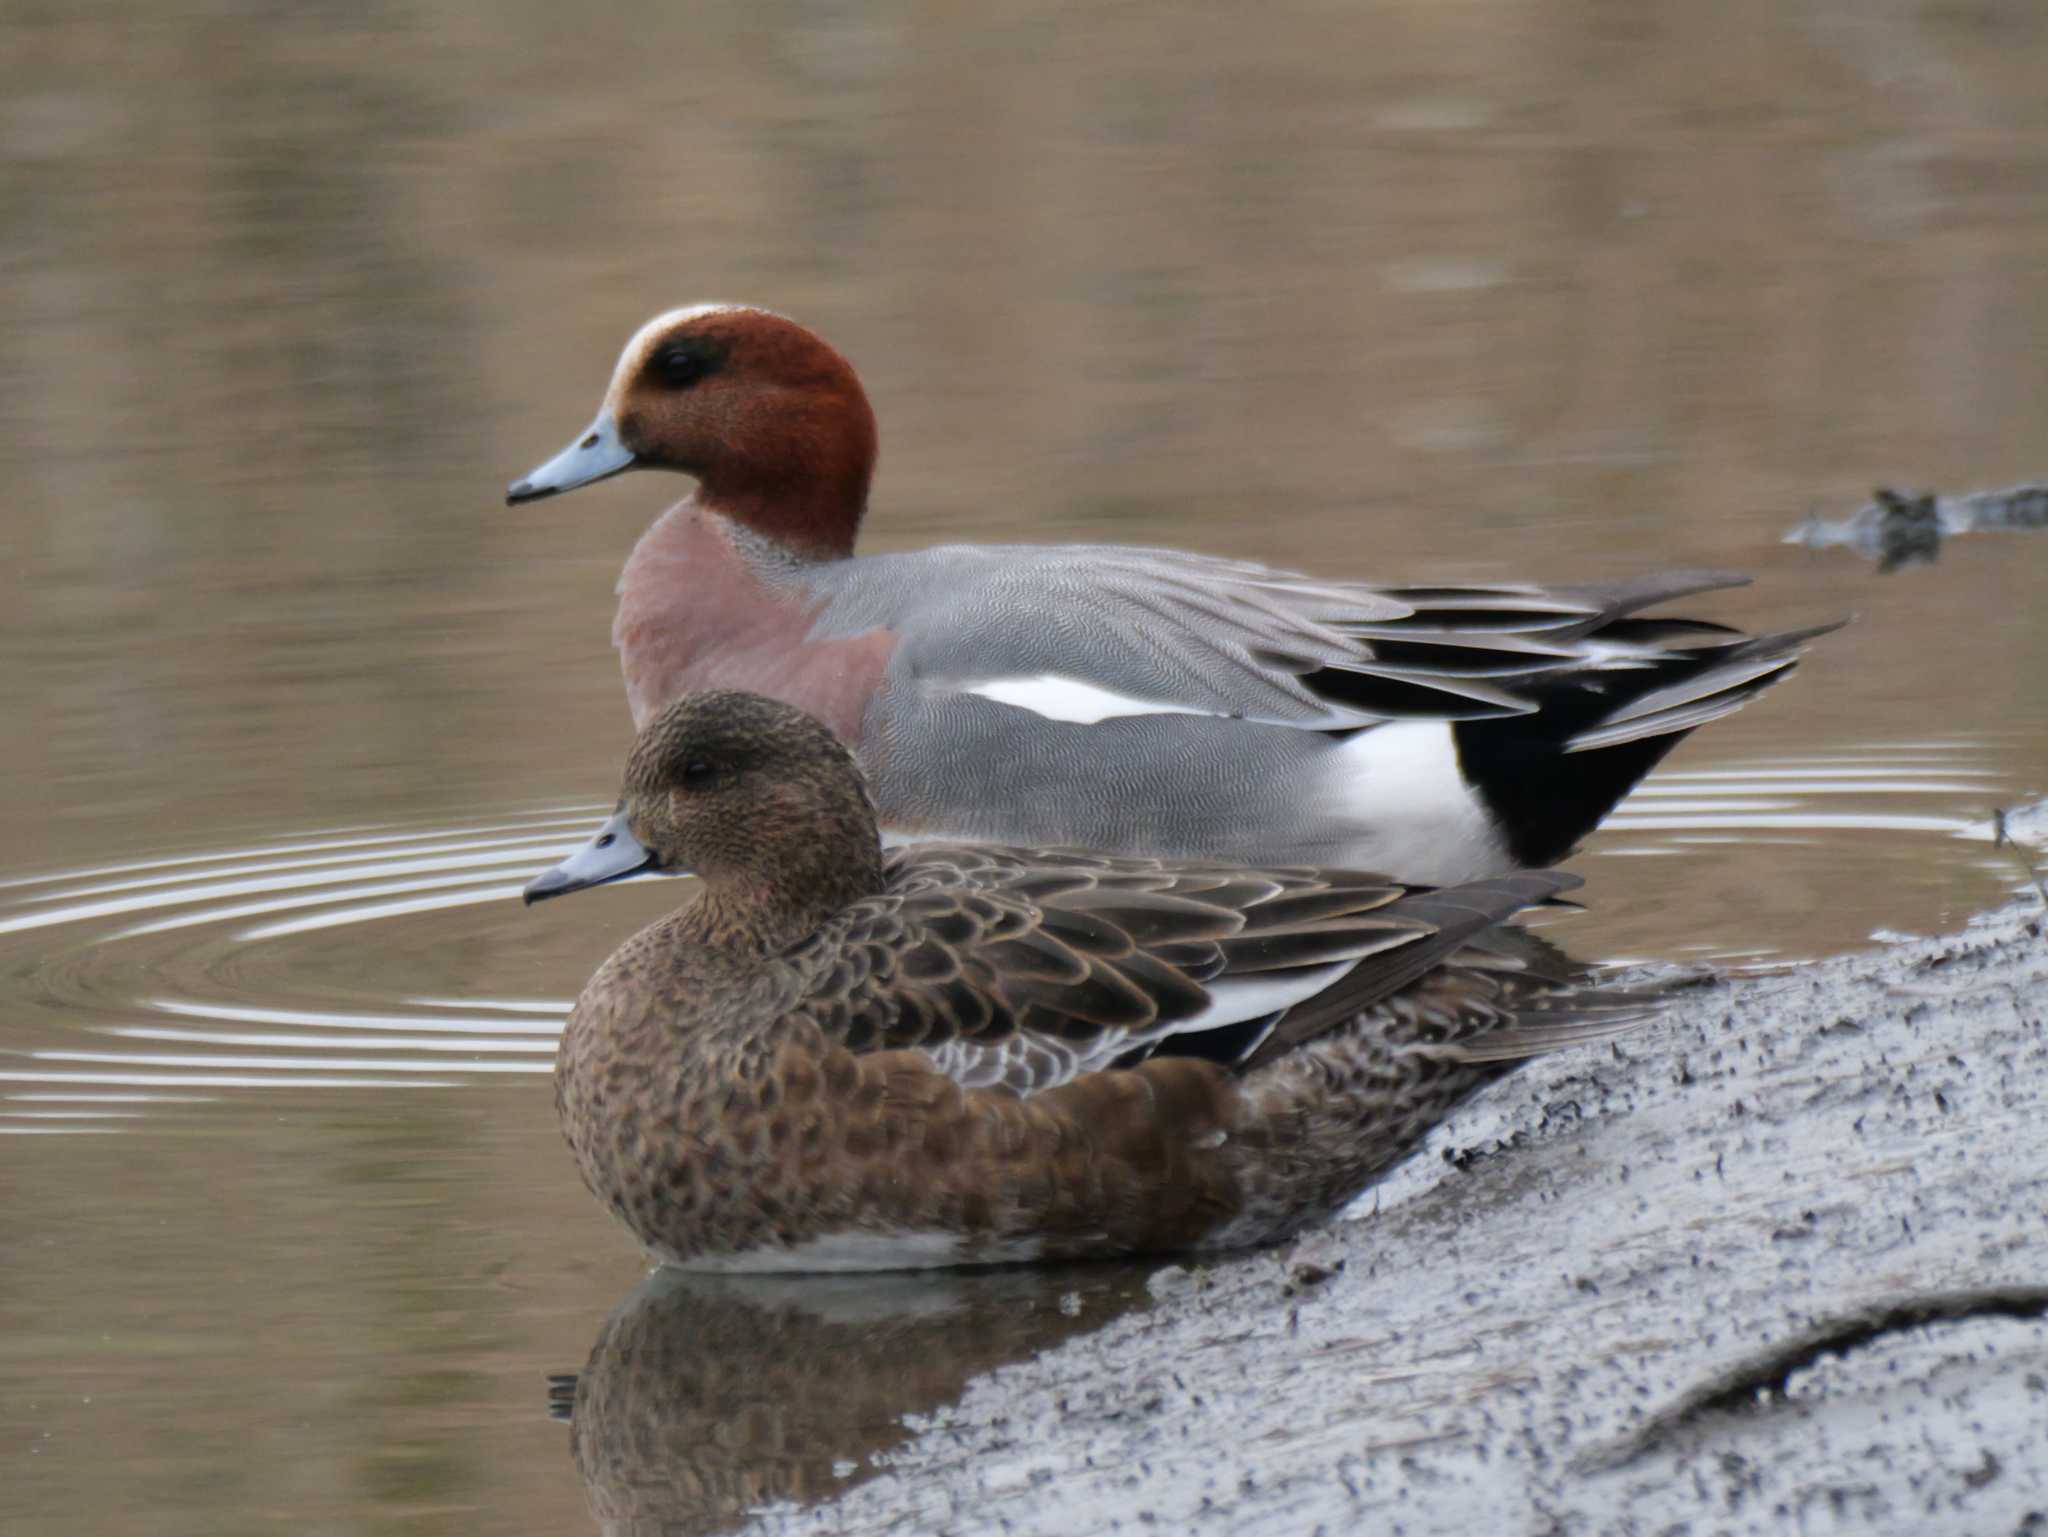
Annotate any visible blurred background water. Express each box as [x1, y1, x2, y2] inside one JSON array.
[[2, 3, 2045, 1533]]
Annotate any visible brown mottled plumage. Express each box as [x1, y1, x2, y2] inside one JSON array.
[[530, 689, 1655, 1271]]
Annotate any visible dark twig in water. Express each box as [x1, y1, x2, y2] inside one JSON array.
[[1784, 481, 2048, 572], [1992, 807, 2048, 915], [1578, 1285, 2048, 1471], [544, 1372, 579, 1424]]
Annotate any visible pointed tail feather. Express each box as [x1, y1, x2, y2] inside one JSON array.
[[1566, 619, 1850, 753], [1237, 872, 1581, 1072]]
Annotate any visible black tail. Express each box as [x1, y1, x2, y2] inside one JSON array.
[[1453, 616, 1845, 869]]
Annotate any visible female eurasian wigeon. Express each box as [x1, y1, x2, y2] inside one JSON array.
[[508, 305, 1836, 886], [525, 689, 1651, 1272]]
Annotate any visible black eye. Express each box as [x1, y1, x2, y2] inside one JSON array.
[[655, 346, 709, 389], [679, 759, 717, 789]]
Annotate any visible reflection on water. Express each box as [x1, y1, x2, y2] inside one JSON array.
[[1603, 744, 2008, 842], [564, 1267, 1148, 1535], [4, 0, 2048, 1532]]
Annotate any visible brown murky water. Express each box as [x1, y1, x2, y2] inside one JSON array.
[[4, 3, 2045, 1533]]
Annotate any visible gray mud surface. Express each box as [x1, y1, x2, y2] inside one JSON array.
[[765, 802, 2048, 1536]]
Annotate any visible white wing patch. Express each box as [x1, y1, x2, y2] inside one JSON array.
[[915, 957, 1361, 1097], [966, 674, 1226, 725], [1178, 961, 1357, 1032]]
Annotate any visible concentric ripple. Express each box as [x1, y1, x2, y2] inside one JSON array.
[[0, 739, 2035, 1135], [0, 804, 607, 1136], [1597, 745, 2009, 841], [1573, 737, 2032, 965]]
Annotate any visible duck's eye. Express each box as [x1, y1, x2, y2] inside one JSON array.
[[679, 759, 717, 790], [655, 346, 709, 389]]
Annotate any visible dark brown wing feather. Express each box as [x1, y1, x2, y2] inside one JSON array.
[[776, 844, 1430, 1095], [1234, 872, 1580, 1070]]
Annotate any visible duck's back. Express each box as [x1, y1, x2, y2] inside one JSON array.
[[780, 553, 1835, 883]]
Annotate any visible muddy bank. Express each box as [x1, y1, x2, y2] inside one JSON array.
[[756, 801, 2048, 1537]]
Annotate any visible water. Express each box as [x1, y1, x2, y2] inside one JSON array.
[[4, 2, 2046, 1533]]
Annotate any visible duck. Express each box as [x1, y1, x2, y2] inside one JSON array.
[[524, 688, 1653, 1273], [507, 304, 1838, 886]]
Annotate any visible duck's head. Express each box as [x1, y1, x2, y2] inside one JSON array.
[[507, 305, 877, 561], [523, 689, 883, 908]]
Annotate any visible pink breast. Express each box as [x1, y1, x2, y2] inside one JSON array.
[[613, 504, 895, 746]]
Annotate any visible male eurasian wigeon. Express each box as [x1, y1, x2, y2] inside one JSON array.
[[509, 305, 1836, 886], [525, 689, 1652, 1271]]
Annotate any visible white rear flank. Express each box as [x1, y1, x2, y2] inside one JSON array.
[[1325, 721, 1507, 883]]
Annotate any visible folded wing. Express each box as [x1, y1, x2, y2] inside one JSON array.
[[776, 847, 1645, 1097]]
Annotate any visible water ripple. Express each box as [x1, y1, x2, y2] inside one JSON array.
[[0, 805, 601, 1135]]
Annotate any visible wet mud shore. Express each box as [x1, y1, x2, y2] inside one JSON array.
[[775, 801, 2048, 1536]]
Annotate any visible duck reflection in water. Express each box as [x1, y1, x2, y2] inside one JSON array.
[[553, 1264, 1149, 1535]]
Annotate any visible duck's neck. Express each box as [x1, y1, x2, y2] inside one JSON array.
[[612, 504, 808, 722], [691, 373, 875, 560], [695, 482, 863, 564], [612, 500, 900, 739], [679, 849, 887, 959], [617, 499, 806, 609]]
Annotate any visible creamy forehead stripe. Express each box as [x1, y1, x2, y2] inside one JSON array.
[[603, 304, 738, 404], [607, 302, 802, 385]]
